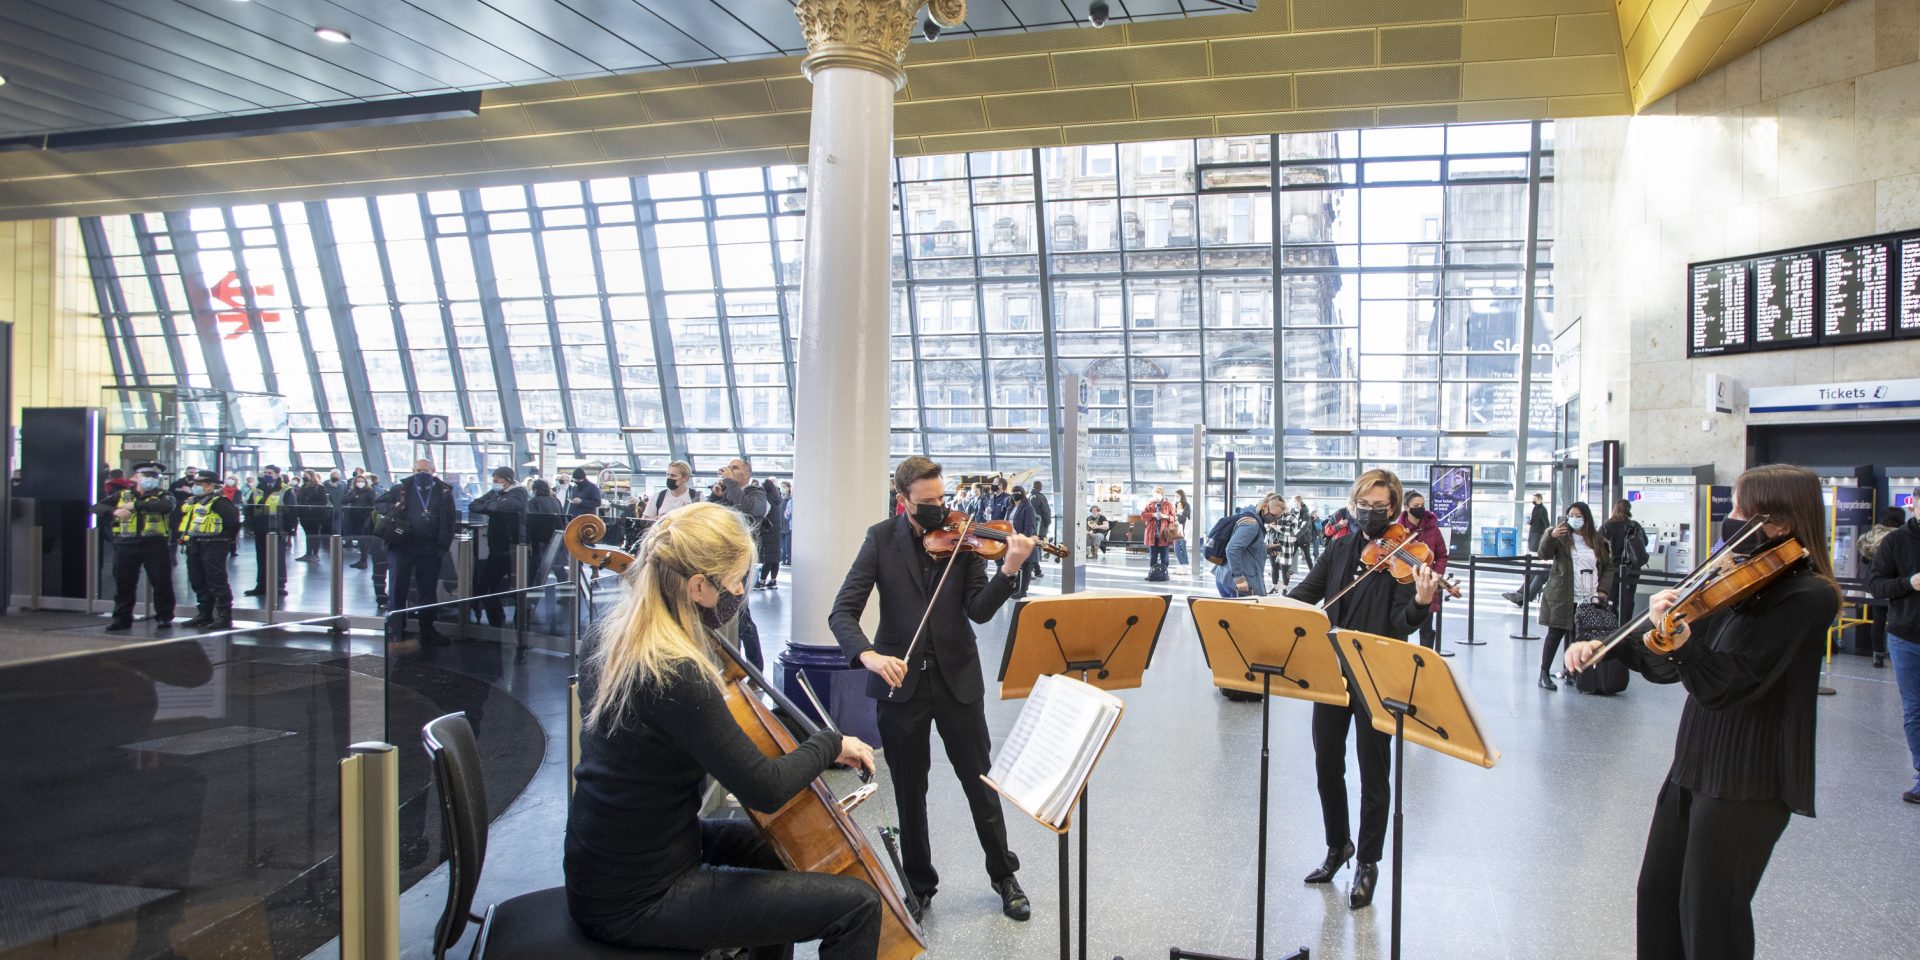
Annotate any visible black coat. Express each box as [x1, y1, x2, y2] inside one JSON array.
[[1528, 503, 1551, 553], [468, 485, 529, 550], [830, 514, 1017, 703], [376, 477, 457, 553], [342, 486, 376, 536], [1868, 518, 1920, 637]]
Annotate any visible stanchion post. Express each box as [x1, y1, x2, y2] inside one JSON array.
[[1510, 553, 1539, 640], [329, 535, 345, 636], [513, 543, 529, 653], [1457, 555, 1485, 647], [568, 678, 581, 798], [569, 557, 583, 661], [265, 532, 282, 625], [339, 742, 400, 960], [455, 533, 474, 640]]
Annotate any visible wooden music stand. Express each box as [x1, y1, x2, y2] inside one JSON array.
[[1174, 597, 1335, 960], [1331, 628, 1499, 960], [993, 590, 1170, 960]]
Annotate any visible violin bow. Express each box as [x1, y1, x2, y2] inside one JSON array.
[[1578, 515, 1772, 670], [888, 514, 972, 700], [1318, 534, 1448, 612]]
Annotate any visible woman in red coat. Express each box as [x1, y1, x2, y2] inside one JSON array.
[[1399, 490, 1449, 652], [1141, 486, 1176, 581]]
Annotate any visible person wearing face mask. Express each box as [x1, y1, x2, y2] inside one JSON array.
[[568, 467, 604, 519], [343, 473, 377, 568], [1866, 489, 1920, 804], [1006, 485, 1037, 598], [1286, 469, 1441, 910], [178, 470, 240, 629], [92, 462, 179, 631], [243, 466, 293, 599], [1399, 491, 1450, 653], [831, 456, 1037, 923], [1215, 493, 1286, 598], [1142, 486, 1176, 582], [1535, 501, 1613, 690], [642, 461, 701, 525], [375, 460, 458, 642], [1566, 465, 1840, 960], [467, 467, 529, 628], [566, 502, 883, 958]]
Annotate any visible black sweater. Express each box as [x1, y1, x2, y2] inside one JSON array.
[[1609, 568, 1838, 816], [1286, 532, 1431, 641], [1867, 518, 1920, 637], [564, 659, 840, 923]]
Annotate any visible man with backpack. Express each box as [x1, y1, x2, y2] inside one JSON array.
[[377, 460, 457, 643], [1208, 494, 1290, 598], [640, 461, 701, 526]]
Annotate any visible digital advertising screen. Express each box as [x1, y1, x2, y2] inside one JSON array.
[[1751, 252, 1817, 349], [1687, 261, 1749, 356], [1822, 241, 1893, 344]]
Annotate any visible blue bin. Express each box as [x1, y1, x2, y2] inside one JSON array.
[[1496, 527, 1519, 557], [1479, 528, 1500, 557]]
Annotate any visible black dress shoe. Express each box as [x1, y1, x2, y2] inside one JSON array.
[[1538, 669, 1558, 691], [992, 877, 1031, 921], [1304, 841, 1354, 883], [153, 618, 173, 629], [105, 620, 132, 632], [1349, 862, 1379, 909]]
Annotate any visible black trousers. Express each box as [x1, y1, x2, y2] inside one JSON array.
[[475, 547, 513, 626], [389, 547, 442, 631], [581, 819, 881, 960], [251, 531, 288, 592], [184, 540, 232, 612], [875, 659, 1017, 898], [1311, 700, 1392, 864], [110, 539, 174, 623], [1636, 782, 1790, 960]]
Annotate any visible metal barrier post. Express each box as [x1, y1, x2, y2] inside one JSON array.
[[513, 543, 529, 654], [138, 574, 150, 622], [1458, 555, 1485, 646], [569, 557, 583, 660], [265, 532, 281, 626], [329, 535, 345, 636], [339, 742, 400, 960], [1510, 553, 1539, 640], [568, 678, 581, 799], [455, 534, 473, 640]]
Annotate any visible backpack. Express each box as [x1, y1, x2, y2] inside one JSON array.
[[1203, 512, 1243, 566], [653, 486, 702, 516], [1859, 524, 1895, 564]]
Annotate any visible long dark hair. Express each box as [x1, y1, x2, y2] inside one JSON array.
[[1612, 498, 1632, 522], [1566, 501, 1601, 552], [1734, 464, 1836, 591]]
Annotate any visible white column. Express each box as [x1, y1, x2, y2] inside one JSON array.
[[789, 64, 897, 648]]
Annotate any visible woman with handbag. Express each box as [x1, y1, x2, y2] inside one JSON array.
[[1536, 501, 1613, 690], [1602, 499, 1651, 617]]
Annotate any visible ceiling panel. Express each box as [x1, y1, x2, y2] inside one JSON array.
[[0, 0, 1251, 143]]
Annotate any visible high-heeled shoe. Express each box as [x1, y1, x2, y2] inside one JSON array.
[[1349, 862, 1379, 909], [1304, 840, 1354, 884], [1538, 669, 1558, 691]]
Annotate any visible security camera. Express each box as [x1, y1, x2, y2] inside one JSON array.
[[923, 16, 941, 41], [1089, 2, 1109, 28]]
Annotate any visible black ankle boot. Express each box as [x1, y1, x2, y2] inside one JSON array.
[[1349, 862, 1379, 909], [1538, 669, 1558, 691], [1304, 840, 1354, 883]]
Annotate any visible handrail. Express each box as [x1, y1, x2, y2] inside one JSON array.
[[377, 569, 624, 620]]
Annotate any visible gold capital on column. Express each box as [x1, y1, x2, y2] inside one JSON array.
[[795, 0, 966, 87]]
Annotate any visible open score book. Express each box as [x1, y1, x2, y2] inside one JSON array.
[[984, 674, 1124, 830]]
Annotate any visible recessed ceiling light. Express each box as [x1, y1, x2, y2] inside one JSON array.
[[314, 26, 351, 43]]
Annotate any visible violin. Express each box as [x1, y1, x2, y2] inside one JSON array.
[[562, 516, 927, 959], [1358, 522, 1464, 599], [1644, 536, 1808, 654], [921, 510, 1070, 561]]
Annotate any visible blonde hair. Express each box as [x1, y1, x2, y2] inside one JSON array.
[[1349, 469, 1404, 514], [583, 502, 757, 732]]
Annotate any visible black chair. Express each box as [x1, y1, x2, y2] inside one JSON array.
[[422, 712, 699, 960]]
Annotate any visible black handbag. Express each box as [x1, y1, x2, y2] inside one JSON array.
[[1573, 600, 1617, 642]]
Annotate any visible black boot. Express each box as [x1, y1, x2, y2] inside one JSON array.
[[210, 606, 233, 630], [183, 606, 212, 628], [1538, 668, 1558, 691], [1349, 862, 1379, 909], [1304, 840, 1354, 883], [991, 876, 1031, 921]]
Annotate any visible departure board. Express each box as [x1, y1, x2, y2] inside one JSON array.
[[1687, 261, 1748, 356], [1900, 238, 1920, 338], [1750, 252, 1817, 349], [1822, 242, 1893, 343]]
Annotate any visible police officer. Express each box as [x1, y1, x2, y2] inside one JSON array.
[[179, 469, 240, 629], [244, 465, 292, 598], [92, 461, 177, 631]]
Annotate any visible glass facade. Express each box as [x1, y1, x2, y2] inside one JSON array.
[[81, 122, 1555, 515]]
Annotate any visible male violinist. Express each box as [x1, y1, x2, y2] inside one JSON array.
[[830, 455, 1035, 922]]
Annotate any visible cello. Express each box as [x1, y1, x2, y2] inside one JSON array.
[[563, 514, 926, 960]]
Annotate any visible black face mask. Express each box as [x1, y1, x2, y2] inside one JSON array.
[[666, 477, 681, 491], [259, 476, 278, 490], [700, 582, 744, 630], [913, 501, 950, 530], [1408, 507, 1429, 521], [1720, 517, 1761, 552], [1354, 506, 1391, 536]]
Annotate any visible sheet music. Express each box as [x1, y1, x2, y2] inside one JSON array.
[[987, 675, 1123, 827]]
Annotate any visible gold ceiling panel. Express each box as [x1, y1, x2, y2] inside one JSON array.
[[0, 0, 1707, 220], [1614, 0, 1850, 108]]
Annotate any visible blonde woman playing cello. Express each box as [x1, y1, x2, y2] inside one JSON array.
[[565, 503, 883, 959], [1565, 465, 1839, 960]]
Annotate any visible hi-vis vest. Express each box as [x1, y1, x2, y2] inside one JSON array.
[[111, 490, 170, 539], [180, 496, 228, 540], [249, 488, 286, 515]]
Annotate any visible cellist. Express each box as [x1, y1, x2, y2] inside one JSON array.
[[1565, 464, 1838, 960], [565, 503, 883, 959]]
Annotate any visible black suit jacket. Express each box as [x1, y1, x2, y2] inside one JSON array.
[[830, 514, 1018, 703]]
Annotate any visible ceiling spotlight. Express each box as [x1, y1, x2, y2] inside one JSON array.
[[1089, 1, 1110, 28], [314, 26, 351, 43], [923, 17, 942, 41]]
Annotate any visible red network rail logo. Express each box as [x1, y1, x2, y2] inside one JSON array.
[[211, 271, 282, 339]]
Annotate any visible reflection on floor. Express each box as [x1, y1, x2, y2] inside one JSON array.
[[393, 552, 1918, 960]]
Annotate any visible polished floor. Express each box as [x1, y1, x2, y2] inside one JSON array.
[[387, 549, 1918, 960]]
